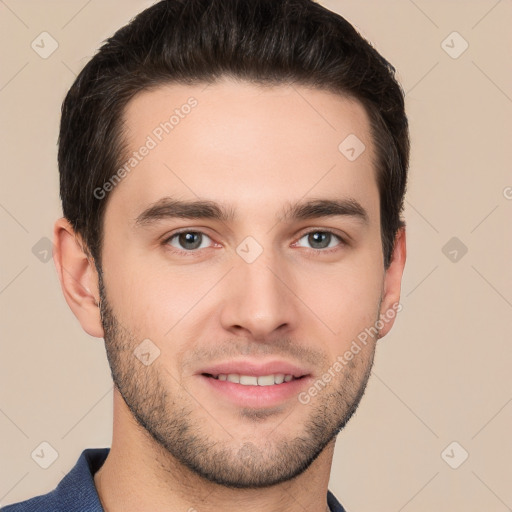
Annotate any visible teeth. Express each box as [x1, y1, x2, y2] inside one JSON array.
[[214, 373, 296, 386], [239, 375, 258, 385], [257, 375, 275, 386], [274, 373, 285, 384]]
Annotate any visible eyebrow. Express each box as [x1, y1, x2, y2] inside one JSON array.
[[134, 196, 369, 226]]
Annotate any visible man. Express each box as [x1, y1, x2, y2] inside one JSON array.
[[2, 0, 408, 510]]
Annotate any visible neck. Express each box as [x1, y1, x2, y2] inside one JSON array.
[[94, 390, 335, 512]]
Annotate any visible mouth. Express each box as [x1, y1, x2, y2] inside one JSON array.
[[197, 361, 312, 409], [202, 373, 306, 386]]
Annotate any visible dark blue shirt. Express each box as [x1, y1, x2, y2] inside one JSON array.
[[1, 448, 346, 511]]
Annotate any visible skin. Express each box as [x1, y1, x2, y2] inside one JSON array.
[[53, 78, 406, 512]]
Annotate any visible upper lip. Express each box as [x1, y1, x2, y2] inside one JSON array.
[[197, 359, 311, 378]]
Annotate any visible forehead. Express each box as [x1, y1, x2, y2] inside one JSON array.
[[108, 78, 379, 225]]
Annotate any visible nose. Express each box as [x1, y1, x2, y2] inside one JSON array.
[[219, 250, 300, 341]]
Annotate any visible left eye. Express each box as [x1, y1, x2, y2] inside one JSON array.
[[296, 231, 343, 250], [166, 231, 213, 251]]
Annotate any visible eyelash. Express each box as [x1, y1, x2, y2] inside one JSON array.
[[162, 229, 346, 257]]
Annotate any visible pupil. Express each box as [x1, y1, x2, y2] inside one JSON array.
[[180, 232, 201, 249], [310, 232, 329, 249]]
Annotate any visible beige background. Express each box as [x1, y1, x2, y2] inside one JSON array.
[[1, 1, 511, 510]]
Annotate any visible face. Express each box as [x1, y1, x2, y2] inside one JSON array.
[[96, 78, 401, 488]]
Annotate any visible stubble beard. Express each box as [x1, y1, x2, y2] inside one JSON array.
[[98, 273, 377, 489]]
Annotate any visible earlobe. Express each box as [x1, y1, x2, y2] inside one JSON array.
[[378, 227, 407, 339], [53, 218, 104, 338]]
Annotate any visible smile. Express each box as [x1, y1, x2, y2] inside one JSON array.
[[204, 373, 300, 386]]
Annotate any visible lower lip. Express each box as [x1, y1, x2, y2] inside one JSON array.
[[199, 375, 311, 408]]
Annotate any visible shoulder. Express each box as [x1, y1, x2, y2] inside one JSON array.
[[1, 448, 109, 512], [1, 489, 61, 512], [327, 489, 348, 512]]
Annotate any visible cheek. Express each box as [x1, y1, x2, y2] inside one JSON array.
[[297, 253, 383, 349], [106, 252, 218, 344], [100, 237, 173, 337]]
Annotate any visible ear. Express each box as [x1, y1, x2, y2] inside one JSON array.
[[378, 226, 406, 339], [53, 217, 104, 338]]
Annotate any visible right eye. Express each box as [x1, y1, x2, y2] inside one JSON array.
[[164, 231, 215, 253]]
